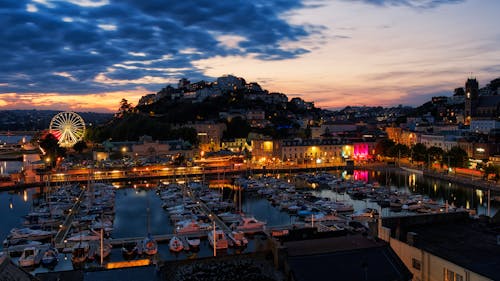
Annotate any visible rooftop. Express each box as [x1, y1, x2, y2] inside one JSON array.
[[383, 212, 500, 280], [284, 235, 412, 281]]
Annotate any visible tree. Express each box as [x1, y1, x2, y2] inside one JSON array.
[[427, 146, 444, 165], [445, 146, 468, 168], [388, 143, 410, 158], [483, 164, 498, 180], [116, 98, 134, 118], [375, 139, 395, 157], [38, 132, 66, 167], [411, 143, 427, 162], [73, 140, 88, 154]]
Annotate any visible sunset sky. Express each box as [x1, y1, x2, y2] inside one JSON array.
[[1, 0, 499, 112]]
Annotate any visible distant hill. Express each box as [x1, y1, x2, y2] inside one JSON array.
[[0, 110, 113, 131]]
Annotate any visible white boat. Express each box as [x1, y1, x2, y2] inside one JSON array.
[[175, 220, 211, 235], [168, 236, 184, 252], [41, 247, 58, 267], [19, 246, 40, 267], [208, 229, 228, 250], [228, 231, 248, 247], [232, 216, 266, 233], [142, 235, 158, 255], [66, 230, 100, 242], [9, 228, 56, 241], [186, 237, 200, 248]]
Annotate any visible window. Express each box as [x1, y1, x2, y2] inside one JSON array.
[[412, 258, 421, 270], [444, 268, 463, 281]]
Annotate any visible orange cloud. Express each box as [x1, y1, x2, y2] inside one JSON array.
[[0, 88, 149, 112]]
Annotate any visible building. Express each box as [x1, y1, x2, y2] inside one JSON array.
[[177, 122, 226, 152], [465, 77, 500, 125], [464, 78, 479, 125], [275, 230, 412, 281], [379, 212, 500, 281], [220, 138, 250, 153], [470, 120, 500, 134]]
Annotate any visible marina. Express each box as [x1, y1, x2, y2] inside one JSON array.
[[0, 166, 499, 275]]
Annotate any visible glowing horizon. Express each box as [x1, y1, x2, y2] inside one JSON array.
[[1, 0, 499, 112]]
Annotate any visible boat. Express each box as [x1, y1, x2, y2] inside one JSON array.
[[71, 241, 89, 264], [8, 228, 56, 242], [41, 246, 59, 267], [18, 246, 40, 267], [228, 231, 248, 247], [96, 241, 112, 259], [66, 230, 100, 242], [142, 235, 158, 255], [121, 242, 138, 259], [349, 208, 379, 222], [186, 237, 200, 248], [168, 236, 184, 252], [175, 219, 211, 235], [208, 229, 229, 250], [231, 216, 266, 233]]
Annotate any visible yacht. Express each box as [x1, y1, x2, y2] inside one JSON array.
[[231, 216, 266, 233], [175, 219, 211, 235], [19, 246, 40, 267], [8, 228, 56, 242], [168, 236, 184, 252], [208, 229, 228, 250]]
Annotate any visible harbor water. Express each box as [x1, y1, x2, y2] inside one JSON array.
[[0, 167, 498, 274]]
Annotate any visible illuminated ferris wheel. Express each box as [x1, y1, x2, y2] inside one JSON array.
[[49, 112, 86, 148]]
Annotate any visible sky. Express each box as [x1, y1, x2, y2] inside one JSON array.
[[1, 0, 499, 112]]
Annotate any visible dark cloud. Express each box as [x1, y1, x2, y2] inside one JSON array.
[[0, 0, 322, 95], [347, 0, 464, 9]]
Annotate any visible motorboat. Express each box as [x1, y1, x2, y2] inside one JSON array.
[[8, 228, 56, 242], [121, 242, 138, 259], [142, 235, 158, 255], [231, 216, 266, 233], [19, 246, 40, 267], [168, 236, 184, 252], [66, 230, 100, 242], [41, 246, 59, 267], [71, 241, 89, 264], [228, 231, 248, 247], [186, 237, 200, 248], [208, 229, 228, 250], [175, 219, 211, 235]]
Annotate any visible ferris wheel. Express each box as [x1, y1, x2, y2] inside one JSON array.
[[49, 112, 86, 148]]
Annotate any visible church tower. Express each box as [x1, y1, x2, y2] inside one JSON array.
[[464, 77, 479, 125]]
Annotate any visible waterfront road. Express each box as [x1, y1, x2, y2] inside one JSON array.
[[3, 162, 499, 193]]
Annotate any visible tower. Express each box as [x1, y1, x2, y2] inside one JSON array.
[[464, 77, 479, 125]]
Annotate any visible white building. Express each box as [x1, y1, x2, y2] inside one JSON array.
[[470, 119, 500, 134]]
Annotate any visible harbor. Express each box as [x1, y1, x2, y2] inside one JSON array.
[[0, 165, 499, 277]]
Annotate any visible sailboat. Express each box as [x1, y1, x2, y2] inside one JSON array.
[[142, 193, 157, 255]]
